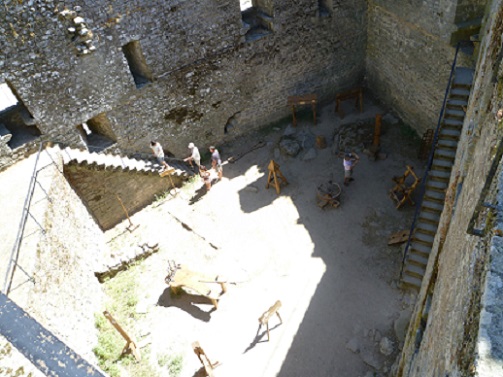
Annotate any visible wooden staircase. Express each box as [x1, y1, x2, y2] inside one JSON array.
[[401, 67, 474, 290]]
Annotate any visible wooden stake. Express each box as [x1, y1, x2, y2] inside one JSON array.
[[103, 310, 141, 362], [373, 114, 382, 147], [115, 194, 138, 232], [192, 341, 220, 377]]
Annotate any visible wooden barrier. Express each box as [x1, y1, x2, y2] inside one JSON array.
[[287, 94, 317, 127], [335, 87, 363, 119]]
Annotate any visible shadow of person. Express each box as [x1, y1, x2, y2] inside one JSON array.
[[189, 185, 209, 205], [243, 322, 283, 354], [190, 367, 207, 377], [157, 288, 216, 322]]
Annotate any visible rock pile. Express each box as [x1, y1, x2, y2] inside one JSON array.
[[58, 7, 96, 56]]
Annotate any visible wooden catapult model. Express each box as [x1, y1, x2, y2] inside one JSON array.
[[389, 165, 420, 209], [192, 341, 220, 377]]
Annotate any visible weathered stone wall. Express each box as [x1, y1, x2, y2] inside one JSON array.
[[27, 153, 106, 363], [0, 0, 366, 169], [366, 0, 484, 135], [397, 1, 503, 375], [64, 164, 182, 230]]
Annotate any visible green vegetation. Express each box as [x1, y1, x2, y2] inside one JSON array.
[[93, 264, 166, 377], [157, 353, 183, 377]]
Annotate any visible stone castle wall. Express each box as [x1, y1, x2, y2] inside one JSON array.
[[397, 0, 503, 375], [366, 0, 485, 135], [0, 0, 367, 169], [64, 164, 183, 230]]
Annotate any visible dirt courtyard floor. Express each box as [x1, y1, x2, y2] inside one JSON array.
[[101, 99, 422, 377], [0, 98, 423, 377]]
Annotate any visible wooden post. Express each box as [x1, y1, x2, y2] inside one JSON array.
[[115, 194, 138, 232], [373, 114, 382, 147], [159, 167, 177, 196], [312, 100, 317, 125], [103, 310, 141, 362], [291, 105, 297, 127]]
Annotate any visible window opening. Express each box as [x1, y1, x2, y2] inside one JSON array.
[[318, 0, 333, 17], [240, 0, 274, 42], [122, 41, 153, 89], [0, 81, 41, 149], [77, 112, 116, 152]]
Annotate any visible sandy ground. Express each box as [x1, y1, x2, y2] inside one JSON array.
[[0, 98, 422, 377], [103, 100, 422, 377]]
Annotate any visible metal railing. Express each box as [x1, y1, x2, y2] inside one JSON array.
[[399, 42, 464, 279]]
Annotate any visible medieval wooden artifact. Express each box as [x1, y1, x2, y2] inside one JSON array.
[[287, 94, 318, 127], [389, 165, 420, 209], [266, 160, 288, 195], [335, 87, 363, 119], [166, 264, 227, 309], [192, 341, 220, 377], [258, 300, 283, 341], [388, 230, 411, 245], [103, 310, 141, 362], [316, 181, 342, 209]]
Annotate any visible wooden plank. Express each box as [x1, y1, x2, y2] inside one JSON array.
[[388, 230, 410, 245]]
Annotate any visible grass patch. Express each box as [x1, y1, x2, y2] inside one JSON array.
[[158, 353, 183, 376], [93, 264, 164, 377]]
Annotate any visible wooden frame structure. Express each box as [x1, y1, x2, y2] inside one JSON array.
[[316, 181, 341, 209], [167, 265, 227, 309], [335, 87, 363, 119], [266, 160, 288, 195], [389, 165, 420, 209], [192, 341, 219, 377], [258, 300, 283, 341], [287, 94, 317, 127]]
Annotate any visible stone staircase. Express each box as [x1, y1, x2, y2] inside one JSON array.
[[61, 146, 195, 179], [401, 67, 474, 290]]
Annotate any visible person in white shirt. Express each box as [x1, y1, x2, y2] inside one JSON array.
[[343, 152, 359, 186], [150, 140, 171, 171], [184, 142, 201, 170]]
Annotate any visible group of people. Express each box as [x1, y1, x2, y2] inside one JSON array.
[[149, 140, 222, 191]]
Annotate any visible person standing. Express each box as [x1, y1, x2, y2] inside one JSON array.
[[209, 146, 222, 180], [184, 142, 201, 170], [150, 140, 171, 171], [343, 152, 359, 186]]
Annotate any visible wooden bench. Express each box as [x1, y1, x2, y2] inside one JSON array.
[[167, 265, 227, 309], [335, 87, 363, 119]]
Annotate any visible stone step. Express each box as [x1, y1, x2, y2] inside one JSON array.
[[453, 67, 475, 87], [409, 241, 432, 257], [424, 188, 446, 201], [414, 231, 435, 246], [445, 108, 466, 120], [439, 128, 461, 139], [401, 273, 422, 290], [428, 169, 451, 180], [416, 220, 439, 235], [434, 148, 457, 160], [432, 158, 454, 170], [446, 98, 468, 109], [443, 118, 464, 129], [425, 180, 448, 193], [437, 138, 458, 149], [418, 210, 441, 224], [449, 88, 471, 100], [403, 263, 426, 279], [407, 252, 430, 268], [421, 198, 444, 212]]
